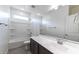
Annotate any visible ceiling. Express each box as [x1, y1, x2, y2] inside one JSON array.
[[11, 5, 50, 16], [0, 5, 63, 16]]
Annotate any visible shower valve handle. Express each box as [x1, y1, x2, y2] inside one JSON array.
[[0, 23, 8, 26]]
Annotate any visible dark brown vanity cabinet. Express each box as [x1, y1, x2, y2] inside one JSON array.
[[30, 38, 39, 54], [30, 38, 53, 54]]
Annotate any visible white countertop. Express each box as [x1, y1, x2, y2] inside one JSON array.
[[31, 35, 79, 54]]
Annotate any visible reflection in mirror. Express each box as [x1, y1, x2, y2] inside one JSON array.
[[41, 5, 79, 42]]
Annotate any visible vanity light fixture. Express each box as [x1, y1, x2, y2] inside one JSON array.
[[48, 5, 65, 11], [48, 5, 59, 11]]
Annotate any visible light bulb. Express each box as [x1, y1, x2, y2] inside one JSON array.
[[48, 5, 59, 11]]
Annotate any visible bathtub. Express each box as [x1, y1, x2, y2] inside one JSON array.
[[8, 38, 30, 49]]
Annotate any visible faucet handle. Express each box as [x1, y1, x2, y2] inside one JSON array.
[[57, 38, 63, 45], [64, 34, 68, 39]]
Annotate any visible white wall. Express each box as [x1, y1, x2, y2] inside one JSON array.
[[0, 6, 10, 53]]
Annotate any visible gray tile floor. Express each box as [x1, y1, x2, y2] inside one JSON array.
[[8, 46, 31, 54]]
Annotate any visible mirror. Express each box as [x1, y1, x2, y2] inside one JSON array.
[[41, 5, 79, 42]]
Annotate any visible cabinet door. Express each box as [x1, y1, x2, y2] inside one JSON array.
[[30, 38, 34, 53], [38, 44, 52, 54], [30, 38, 38, 54]]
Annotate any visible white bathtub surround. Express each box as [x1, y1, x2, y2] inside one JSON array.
[[8, 38, 30, 49], [8, 38, 31, 54], [31, 35, 79, 54], [8, 45, 31, 54]]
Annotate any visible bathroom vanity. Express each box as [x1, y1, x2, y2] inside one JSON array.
[[30, 35, 79, 54], [30, 38, 52, 54]]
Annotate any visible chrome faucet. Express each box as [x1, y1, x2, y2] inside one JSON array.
[[63, 34, 68, 39], [57, 38, 63, 45], [57, 34, 68, 45]]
